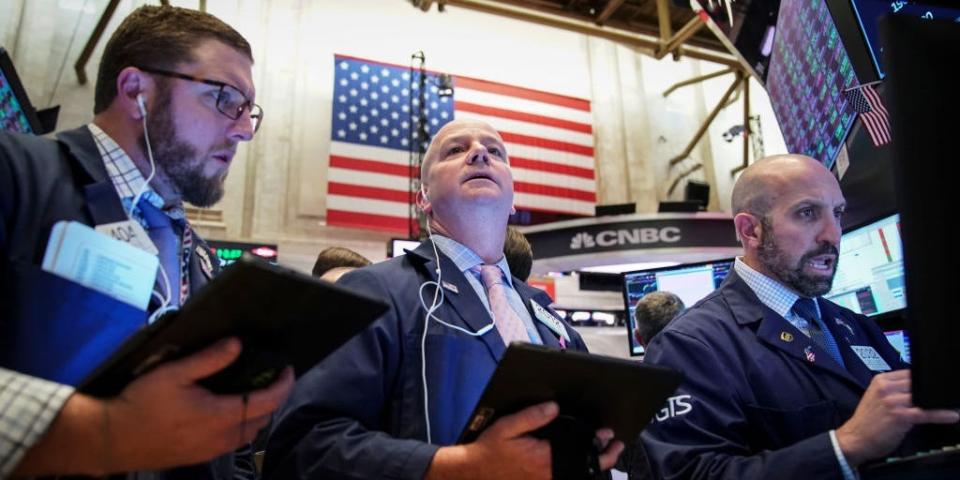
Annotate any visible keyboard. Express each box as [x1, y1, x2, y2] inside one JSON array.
[[861, 444, 960, 480]]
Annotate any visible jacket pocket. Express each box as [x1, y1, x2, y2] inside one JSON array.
[[743, 400, 840, 450]]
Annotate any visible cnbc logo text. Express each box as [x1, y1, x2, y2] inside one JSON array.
[[569, 227, 681, 250]]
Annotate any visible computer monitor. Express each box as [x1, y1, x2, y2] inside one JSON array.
[[763, 0, 859, 169], [883, 329, 911, 364], [0, 48, 41, 134], [388, 238, 421, 258], [883, 14, 959, 408], [830, 0, 960, 80], [206, 240, 279, 268], [824, 213, 905, 317], [622, 259, 734, 356]]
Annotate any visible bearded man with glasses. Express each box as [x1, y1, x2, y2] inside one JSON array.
[[0, 5, 292, 479]]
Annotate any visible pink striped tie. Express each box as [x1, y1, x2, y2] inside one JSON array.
[[478, 264, 529, 346]]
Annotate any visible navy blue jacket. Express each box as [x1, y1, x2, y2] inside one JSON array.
[[262, 241, 587, 480], [642, 270, 907, 480], [0, 128, 230, 480]]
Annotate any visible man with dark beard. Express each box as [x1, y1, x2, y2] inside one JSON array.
[[0, 6, 293, 478], [640, 155, 959, 480]]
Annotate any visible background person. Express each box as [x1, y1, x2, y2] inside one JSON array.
[[312, 246, 372, 282], [633, 291, 685, 348]]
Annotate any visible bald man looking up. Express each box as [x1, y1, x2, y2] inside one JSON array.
[[640, 155, 959, 480], [263, 119, 622, 479]]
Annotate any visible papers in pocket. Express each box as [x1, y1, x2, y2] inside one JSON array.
[[42, 221, 158, 310]]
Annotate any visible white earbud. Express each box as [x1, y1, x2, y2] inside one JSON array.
[[420, 185, 429, 203], [136, 93, 147, 117]]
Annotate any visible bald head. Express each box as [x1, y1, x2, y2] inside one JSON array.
[[420, 119, 506, 184], [731, 154, 838, 218], [414, 119, 514, 262], [731, 154, 846, 296]]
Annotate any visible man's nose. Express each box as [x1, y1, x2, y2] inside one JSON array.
[[229, 113, 255, 142], [818, 216, 842, 246], [466, 143, 490, 165]]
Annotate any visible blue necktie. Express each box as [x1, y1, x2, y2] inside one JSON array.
[[793, 297, 845, 368], [138, 200, 181, 308]]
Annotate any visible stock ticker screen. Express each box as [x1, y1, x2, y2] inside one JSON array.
[[0, 68, 34, 134], [206, 240, 279, 268], [849, 0, 960, 78], [765, 0, 857, 169]]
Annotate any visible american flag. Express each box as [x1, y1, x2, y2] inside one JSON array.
[[844, 83, 891, 147], [326, 55, 596, 235]]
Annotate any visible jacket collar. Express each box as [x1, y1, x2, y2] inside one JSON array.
[[406, 241, 568, 356], [722, 271, 867, 388], [56, 125, 110, 184], [408, 241, 507, 361], [56, 126, 128, 226]]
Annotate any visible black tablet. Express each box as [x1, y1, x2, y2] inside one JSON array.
[[79, 254, 389, 397], [458, 343, 682, 444]]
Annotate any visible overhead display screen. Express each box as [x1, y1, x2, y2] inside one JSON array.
[[764, 0, 858, 168]]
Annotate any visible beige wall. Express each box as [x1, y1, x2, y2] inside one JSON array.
[[0, 0, 787, 273]]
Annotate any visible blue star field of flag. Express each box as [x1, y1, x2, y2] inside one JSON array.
[[844, 87, 872, 114], [332, 56, 454, 153]]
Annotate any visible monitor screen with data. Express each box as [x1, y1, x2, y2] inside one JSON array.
[[388, 239, 421, 258], [622, 259, 734, 356], [883, 329, 911, 364], [0, 48, 40, 134], [824, 213, 905, 316]]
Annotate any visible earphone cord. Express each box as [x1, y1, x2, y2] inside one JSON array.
[[130, 99, 158, 215], [420, 221, 442, 444], [129, 100, 173, 319], [419, 221, 497, 444]]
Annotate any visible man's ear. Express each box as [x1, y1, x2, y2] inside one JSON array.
[[734, 212, 764, 250], [116, 66, 152, 120], [416, 185, 431, 215]]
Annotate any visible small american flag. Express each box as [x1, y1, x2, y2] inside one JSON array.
[[844, 83, 891, 147], [326, 55, 596, 235]]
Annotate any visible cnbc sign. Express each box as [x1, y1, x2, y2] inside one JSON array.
[[525, 216, 739, 258], [568, 227, 681, 250]]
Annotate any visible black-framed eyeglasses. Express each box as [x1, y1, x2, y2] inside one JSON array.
[[136, 66, 263, 133]]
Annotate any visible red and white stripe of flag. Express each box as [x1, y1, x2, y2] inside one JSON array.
[[452, 75, 596, 217], [327, 64, 596, 235], [859, 84, 891, 147]]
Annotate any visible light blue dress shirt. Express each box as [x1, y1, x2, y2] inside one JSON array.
[[431, 235, 542, 344]]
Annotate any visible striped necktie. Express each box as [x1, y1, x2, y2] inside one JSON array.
[[477, 264, 529, 346]]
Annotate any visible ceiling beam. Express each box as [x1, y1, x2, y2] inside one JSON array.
[[443, 0, 738, 66], [74, 0, 121, 84], [655, 0, 672, 41], [654, 14, 704, 59], [595, 0, 626, 25]]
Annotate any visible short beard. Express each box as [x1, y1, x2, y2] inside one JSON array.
[[139, 84, 227, 208], [757, 217, 839, 297]]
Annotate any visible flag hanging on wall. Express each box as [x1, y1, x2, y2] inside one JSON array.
[[326, 54, 596, 235], [843, 83, 891, 147]]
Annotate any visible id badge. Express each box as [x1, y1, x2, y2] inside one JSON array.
[[96, 220, 159, 255], [851, 345, 892, 372]]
